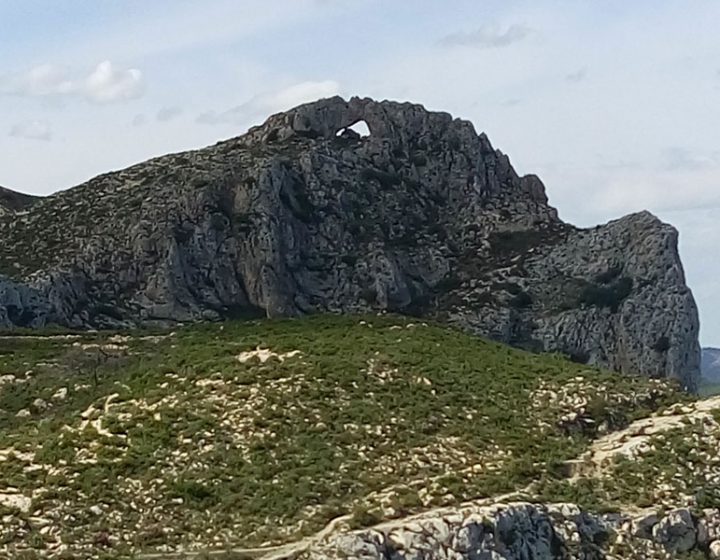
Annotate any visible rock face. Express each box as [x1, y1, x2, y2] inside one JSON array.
[[0, 97, 700, 389], [299, 503, 717, 560]]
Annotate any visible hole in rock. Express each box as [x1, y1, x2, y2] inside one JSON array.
[[336, 120, 371, 138]]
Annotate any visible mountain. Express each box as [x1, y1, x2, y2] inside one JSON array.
[[0, 315, 715, 559], [703, 348, 720, 382], [0, 97, 700, 390]]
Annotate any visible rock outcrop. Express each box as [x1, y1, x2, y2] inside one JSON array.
[[298, 502, 720, 560], [0, 97, 700, 389]]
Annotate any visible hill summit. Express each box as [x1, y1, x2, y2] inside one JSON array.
[[0, 96, 700, 389]]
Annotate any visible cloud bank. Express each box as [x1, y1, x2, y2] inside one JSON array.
[[198, 80, 341, 126], [0, 61, 144, 104]]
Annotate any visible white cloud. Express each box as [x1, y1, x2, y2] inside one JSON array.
[[83, 61, 144, 103], [568, 151, 720, 218], [439, 25, 534, 48], [9, 120, 52, 141], [198, 80, 341, 126], [0, 64, 75, 96], [156, 106, 183, 122], [0, 61, 144, 104]]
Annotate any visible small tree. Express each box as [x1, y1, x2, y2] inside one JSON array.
[[61, 345, 127, 387]]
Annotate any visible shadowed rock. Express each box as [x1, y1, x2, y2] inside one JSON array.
[[0, 186, 39, 215]]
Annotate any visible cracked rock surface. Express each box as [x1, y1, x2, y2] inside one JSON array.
[[301, 502, 719, 560]]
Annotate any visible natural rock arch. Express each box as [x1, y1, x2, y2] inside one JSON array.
[[336, 119, 371, 139]]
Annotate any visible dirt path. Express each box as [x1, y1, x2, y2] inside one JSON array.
[[575, 395, 720, 476], [136, 487, 535, 560]]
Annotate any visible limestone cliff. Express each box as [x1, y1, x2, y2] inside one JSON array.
[[0, 97, 700, 389]]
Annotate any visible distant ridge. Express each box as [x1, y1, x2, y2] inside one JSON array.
[[703, 347, 720, 382]]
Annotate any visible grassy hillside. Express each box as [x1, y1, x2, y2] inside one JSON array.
[[0, 315, 685, 558]]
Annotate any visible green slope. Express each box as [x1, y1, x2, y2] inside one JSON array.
[[0, 315, 684, 558]]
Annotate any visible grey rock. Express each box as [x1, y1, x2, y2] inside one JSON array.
[[651, 508, 696, 553], [0, 97, 700, 389], [630, 512, 658, 539], [0, 275, 55, 328], [697, 508, 720, 545], [304, 502, 716, 560]]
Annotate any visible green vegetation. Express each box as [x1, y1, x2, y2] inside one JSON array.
[[509, 291, 533, 308], [536, 409, 720, 513], [359, 167, 401, 189], [0, 315, 684, 557], [486, 226, 570, 265], [579, 277, 633, 312]]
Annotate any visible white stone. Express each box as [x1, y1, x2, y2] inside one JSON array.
[[0, 493, 31, 512], [0, 374, 16, 386], [32, 398, 48, 411], [52, 387, 68, 401], [236, 347, 302, 363]]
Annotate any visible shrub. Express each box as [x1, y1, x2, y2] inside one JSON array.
[[567, 349, 590, 364], [579, 277, 633, 312], [170, 480, 218, 505], [653, 336, 671, 353], [359, 167, 401, 189], [348, 505, 383, 529], [411, 153, 427, 167], [595, 265, 622, 284], [510, 291, 533, 308]]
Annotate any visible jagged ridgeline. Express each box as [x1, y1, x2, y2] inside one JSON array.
[[0, 97, 700, 389]]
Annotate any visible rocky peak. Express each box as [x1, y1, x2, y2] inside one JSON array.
[[0, 97, 701, 390], [243, 96, 551, 205]]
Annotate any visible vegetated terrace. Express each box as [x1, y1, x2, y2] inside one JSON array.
[[0, 314, 693, 558]]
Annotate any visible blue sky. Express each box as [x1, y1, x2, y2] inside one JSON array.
[[1, 0, 720, 344]]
